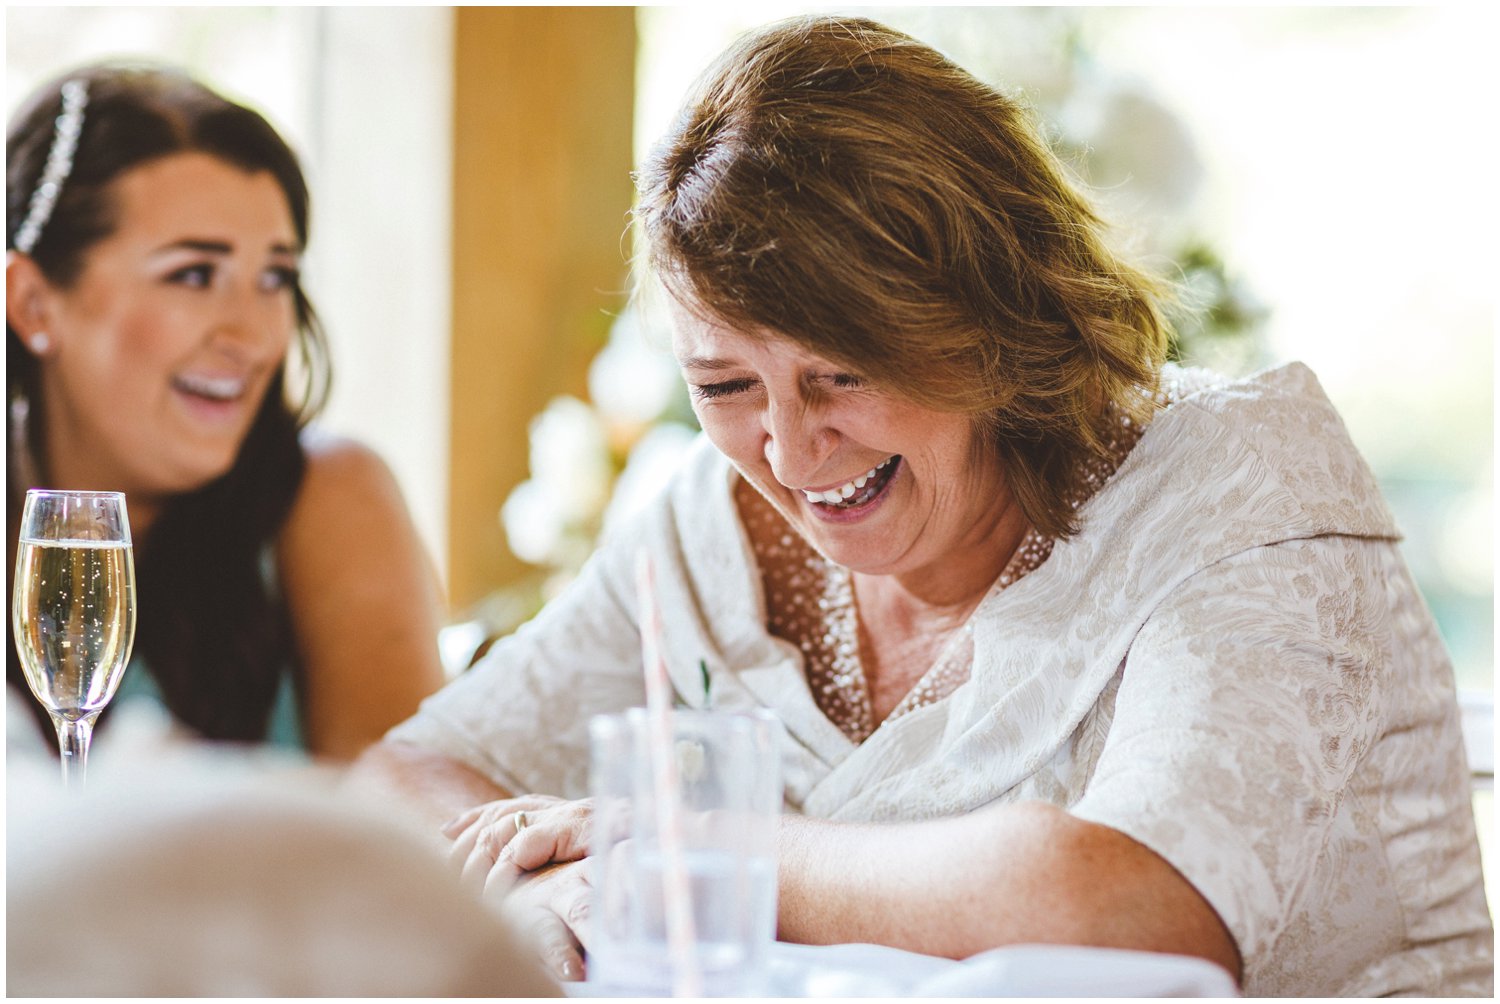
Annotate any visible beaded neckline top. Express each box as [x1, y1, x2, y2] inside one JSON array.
[[739, 396, 1158, 743]]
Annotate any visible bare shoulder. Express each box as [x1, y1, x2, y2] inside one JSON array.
[[275, 432, 446, 759], [292, 433, 408, 518], [280, 432, 415, 552], [301, 433, 399, 492]]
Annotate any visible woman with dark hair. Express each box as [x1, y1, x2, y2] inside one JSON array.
[[6, 63, 445, 758], [357, 16, 1491, 995]]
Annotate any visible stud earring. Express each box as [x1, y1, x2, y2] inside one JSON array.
[[28, 331, 51, 355]]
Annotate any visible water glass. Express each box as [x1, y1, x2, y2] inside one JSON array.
[[588, 708, 781, 996]]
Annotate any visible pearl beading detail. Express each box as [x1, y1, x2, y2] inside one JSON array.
[[744, 396, 1157, 744]]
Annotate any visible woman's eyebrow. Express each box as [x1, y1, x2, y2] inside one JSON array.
[[677, 355, 742, 371], [148, 238, 302, 257], [150, 238, 232, 257]]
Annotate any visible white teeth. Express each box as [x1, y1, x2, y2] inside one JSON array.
[[799, 456, 896, 506], [175, 373, 246, 400]]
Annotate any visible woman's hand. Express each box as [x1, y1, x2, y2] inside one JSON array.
[[444, 794, 595, 897], [443, 796, 598, 982], [495, 858, 594, 982]]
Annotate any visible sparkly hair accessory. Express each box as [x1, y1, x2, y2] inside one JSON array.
[[12, 79, 89, 255]]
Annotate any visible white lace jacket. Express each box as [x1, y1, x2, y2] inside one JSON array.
[[390, 362, 1493, 995]]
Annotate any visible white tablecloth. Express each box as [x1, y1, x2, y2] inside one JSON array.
[[569, 940, 1237, 997], [8, 699, 1236, 998]]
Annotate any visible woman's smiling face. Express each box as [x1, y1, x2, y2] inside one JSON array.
[[30, 151, 300, 502], [670, 296, 1016, 580]]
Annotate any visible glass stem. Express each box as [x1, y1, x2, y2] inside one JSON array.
[[55, 715, 94, 789]]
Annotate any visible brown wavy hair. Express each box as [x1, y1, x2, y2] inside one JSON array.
[[6, 62, 331, 743], [636, 15, 1172, 539]]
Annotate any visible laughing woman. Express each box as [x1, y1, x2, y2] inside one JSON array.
[[6, 64, 445, 757], [357, 16, 1493, 995]]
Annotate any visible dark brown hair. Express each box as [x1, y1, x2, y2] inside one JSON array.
[[637, 16, 1171, 539], [6, 62, 331, 743]]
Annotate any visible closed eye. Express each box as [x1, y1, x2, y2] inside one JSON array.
[[690, 377, 757, 400], [830, 373, 864, 388]]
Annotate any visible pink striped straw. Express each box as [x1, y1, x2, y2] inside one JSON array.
[[635, 548, 702, 997]]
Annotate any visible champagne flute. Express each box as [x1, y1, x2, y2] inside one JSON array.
[[12, 490, 137, 788]]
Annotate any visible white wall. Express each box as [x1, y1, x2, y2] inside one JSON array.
[[303, 8, 454, 584]]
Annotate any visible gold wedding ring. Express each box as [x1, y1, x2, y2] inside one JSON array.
[[513, 810, 529, 834]]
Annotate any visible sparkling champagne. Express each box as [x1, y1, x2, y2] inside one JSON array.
[[13, 539, 136, 721]]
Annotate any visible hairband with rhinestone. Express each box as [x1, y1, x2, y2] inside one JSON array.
[[12, 79, 89, 256]]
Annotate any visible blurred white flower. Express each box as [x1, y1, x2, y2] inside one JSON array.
[[588, 309, 682, 427], [501, 396, 614, 568], [526, 396, 613, 523], [1056, 75, 1203, 238], [603, 422, 701, 535], [500, 478, 565, 566]]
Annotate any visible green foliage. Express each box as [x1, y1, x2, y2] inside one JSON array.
[[1165, 241, 1271, 374]]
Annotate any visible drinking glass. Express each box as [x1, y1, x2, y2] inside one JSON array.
[[12, 489, 137, 788], [588, 708, 782, 996]]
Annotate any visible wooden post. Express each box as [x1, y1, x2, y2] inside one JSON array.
[[449, 7, 636, 611]]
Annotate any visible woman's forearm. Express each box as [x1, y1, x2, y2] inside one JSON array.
[[347, 739, 515, 836], [777, 800, 1241, 979]]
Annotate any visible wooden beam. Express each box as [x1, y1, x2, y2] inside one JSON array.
[[449, 7, 636, 611]]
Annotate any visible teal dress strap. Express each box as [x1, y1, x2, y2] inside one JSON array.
[[110, 653, 306, 752], [108, 541, 306, 752]]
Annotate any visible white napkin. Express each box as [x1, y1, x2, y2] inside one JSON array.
[[759, 940, 1237, 997]]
